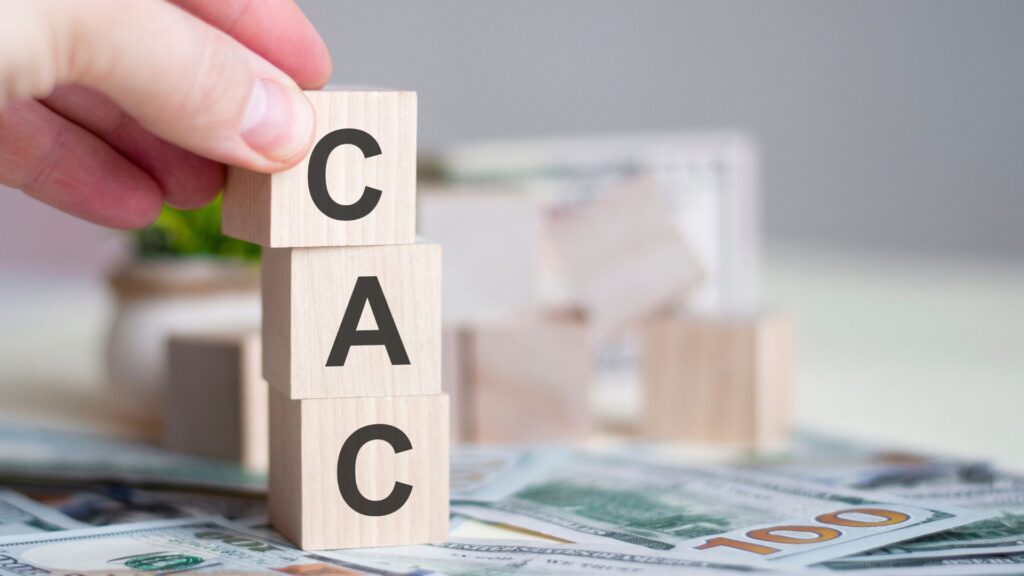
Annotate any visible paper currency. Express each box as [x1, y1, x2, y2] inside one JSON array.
[[742, 436, 976, 490], [0, 517, 422, 575], [805, 464, 1024, 567], [0, 421, 265, 495], [219, 516, 780, 576], [451, 446, 568, 502], [0, 490, 83, 535], [820, 552, 1024, 575], [57, 487, 266, 526], [452, 452, 984, 566], [324, 539, 781, 576]]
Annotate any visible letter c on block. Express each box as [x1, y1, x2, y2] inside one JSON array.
[[308, 128, 383, 221], [337, 424, 413, 517]]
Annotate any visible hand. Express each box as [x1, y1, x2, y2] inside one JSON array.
[[0, 0, 332, 228]]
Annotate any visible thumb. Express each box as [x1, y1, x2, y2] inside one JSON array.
[[42, 0, 314, 172]]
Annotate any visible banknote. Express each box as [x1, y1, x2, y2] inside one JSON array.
[[451, 446, 568, 502], [807, 464, 1024, 566], [820, 552, 1024, 574], [0, 517, 425, 575], [0, 421, 265, 495], [57, 487, 266, 526], [0, 490, 83, 535], [324, 539, 782, 576], [229, 517, 779, 576], [741, 438, 981, 490], [451, 451, 985, 566], [0, 421, 554, 501]]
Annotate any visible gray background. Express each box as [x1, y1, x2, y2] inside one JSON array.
[[299, 0, 1024, 260], [2, 0, 1021, 272]]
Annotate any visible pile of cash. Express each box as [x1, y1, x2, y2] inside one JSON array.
[[0, 422, 1021, 574]]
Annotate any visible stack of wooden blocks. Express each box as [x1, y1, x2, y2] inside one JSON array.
[[222, 91, 448, 550]]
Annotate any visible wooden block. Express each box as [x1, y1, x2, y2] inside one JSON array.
[[418, 188, 541, 322], [641, 312, 792, 448], [464, 316, 593, 443], [223, 91, 417, 248], [269, 389, 449, 550], [262, 243, 441, 399], [442, 326, 469, 444], [163, 330, 268, 470], [551, 178, 704, 339]]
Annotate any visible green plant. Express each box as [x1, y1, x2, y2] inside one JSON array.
[[135, 195, 260, 260]]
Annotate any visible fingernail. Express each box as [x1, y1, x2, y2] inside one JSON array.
[[240, 79, 313, 162]]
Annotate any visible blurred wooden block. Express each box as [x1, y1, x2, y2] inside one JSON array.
[[641, 312, 792, 448], [262, 244, 441, 399], [223, 91, 417, 247], [269, 389, 449, 550], [164, 331, 267, 470], [418, 188, 541, 322], [464, 317, 593, 443], [551, 179, 703, 339], [442, 326, 469, 443]]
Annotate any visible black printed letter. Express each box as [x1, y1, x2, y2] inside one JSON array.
[[337, 424, 413, 516], [327, 276, 410, 366], [308, 128, 382, 221]]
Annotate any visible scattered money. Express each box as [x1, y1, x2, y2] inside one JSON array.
[[324, 539, 781, 575], [57, 487, 266, 526], [803, 464, 1024, 568], [451, 446, 568, 502], [0, 421, 265, 495], [820, 552, 1024, 574], [0, 517, 420, 575], [0, 490, 83, 536], [0, 423, 1017, 574], [452, 451, 986, 566]]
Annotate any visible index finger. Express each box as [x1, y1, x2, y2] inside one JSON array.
[[169, 0, 333, 89]]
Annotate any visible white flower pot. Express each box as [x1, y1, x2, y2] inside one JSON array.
[[106, 259, 260, 423]]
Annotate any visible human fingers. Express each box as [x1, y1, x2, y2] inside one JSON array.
[[43, 85, 224, 210], [1, 0, 315, 173], [0, 100, 164, 229], [169, 0, 332, 89]]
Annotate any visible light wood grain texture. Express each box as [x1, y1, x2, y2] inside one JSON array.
[[262, 243, 442, 399], [441, 326, 469, 443], [222, 91, 417, 247], [418, 188, 541, 322], [551, 178, 704, 340], [163, 331, 268, 471], [269, 389, 449, 550], [465, 316, 593, 443], [641, 312, 792, 448]]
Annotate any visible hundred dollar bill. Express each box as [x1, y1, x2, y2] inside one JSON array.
[[451, 452, 985, 566], [807, 464, 1024, 566], [820, 552, 1024, 575], [0, 490, 83, 535], [324, 538, 783, 576], [451, 446, 567, 502], [0, 517, 423, 575]]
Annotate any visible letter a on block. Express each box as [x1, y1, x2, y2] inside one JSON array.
[[327, 277, 411, 367], [262, 244, 442, 399], [221, 91, 417, 247]]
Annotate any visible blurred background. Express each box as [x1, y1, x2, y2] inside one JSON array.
[[1, 1, 1022, 467]]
